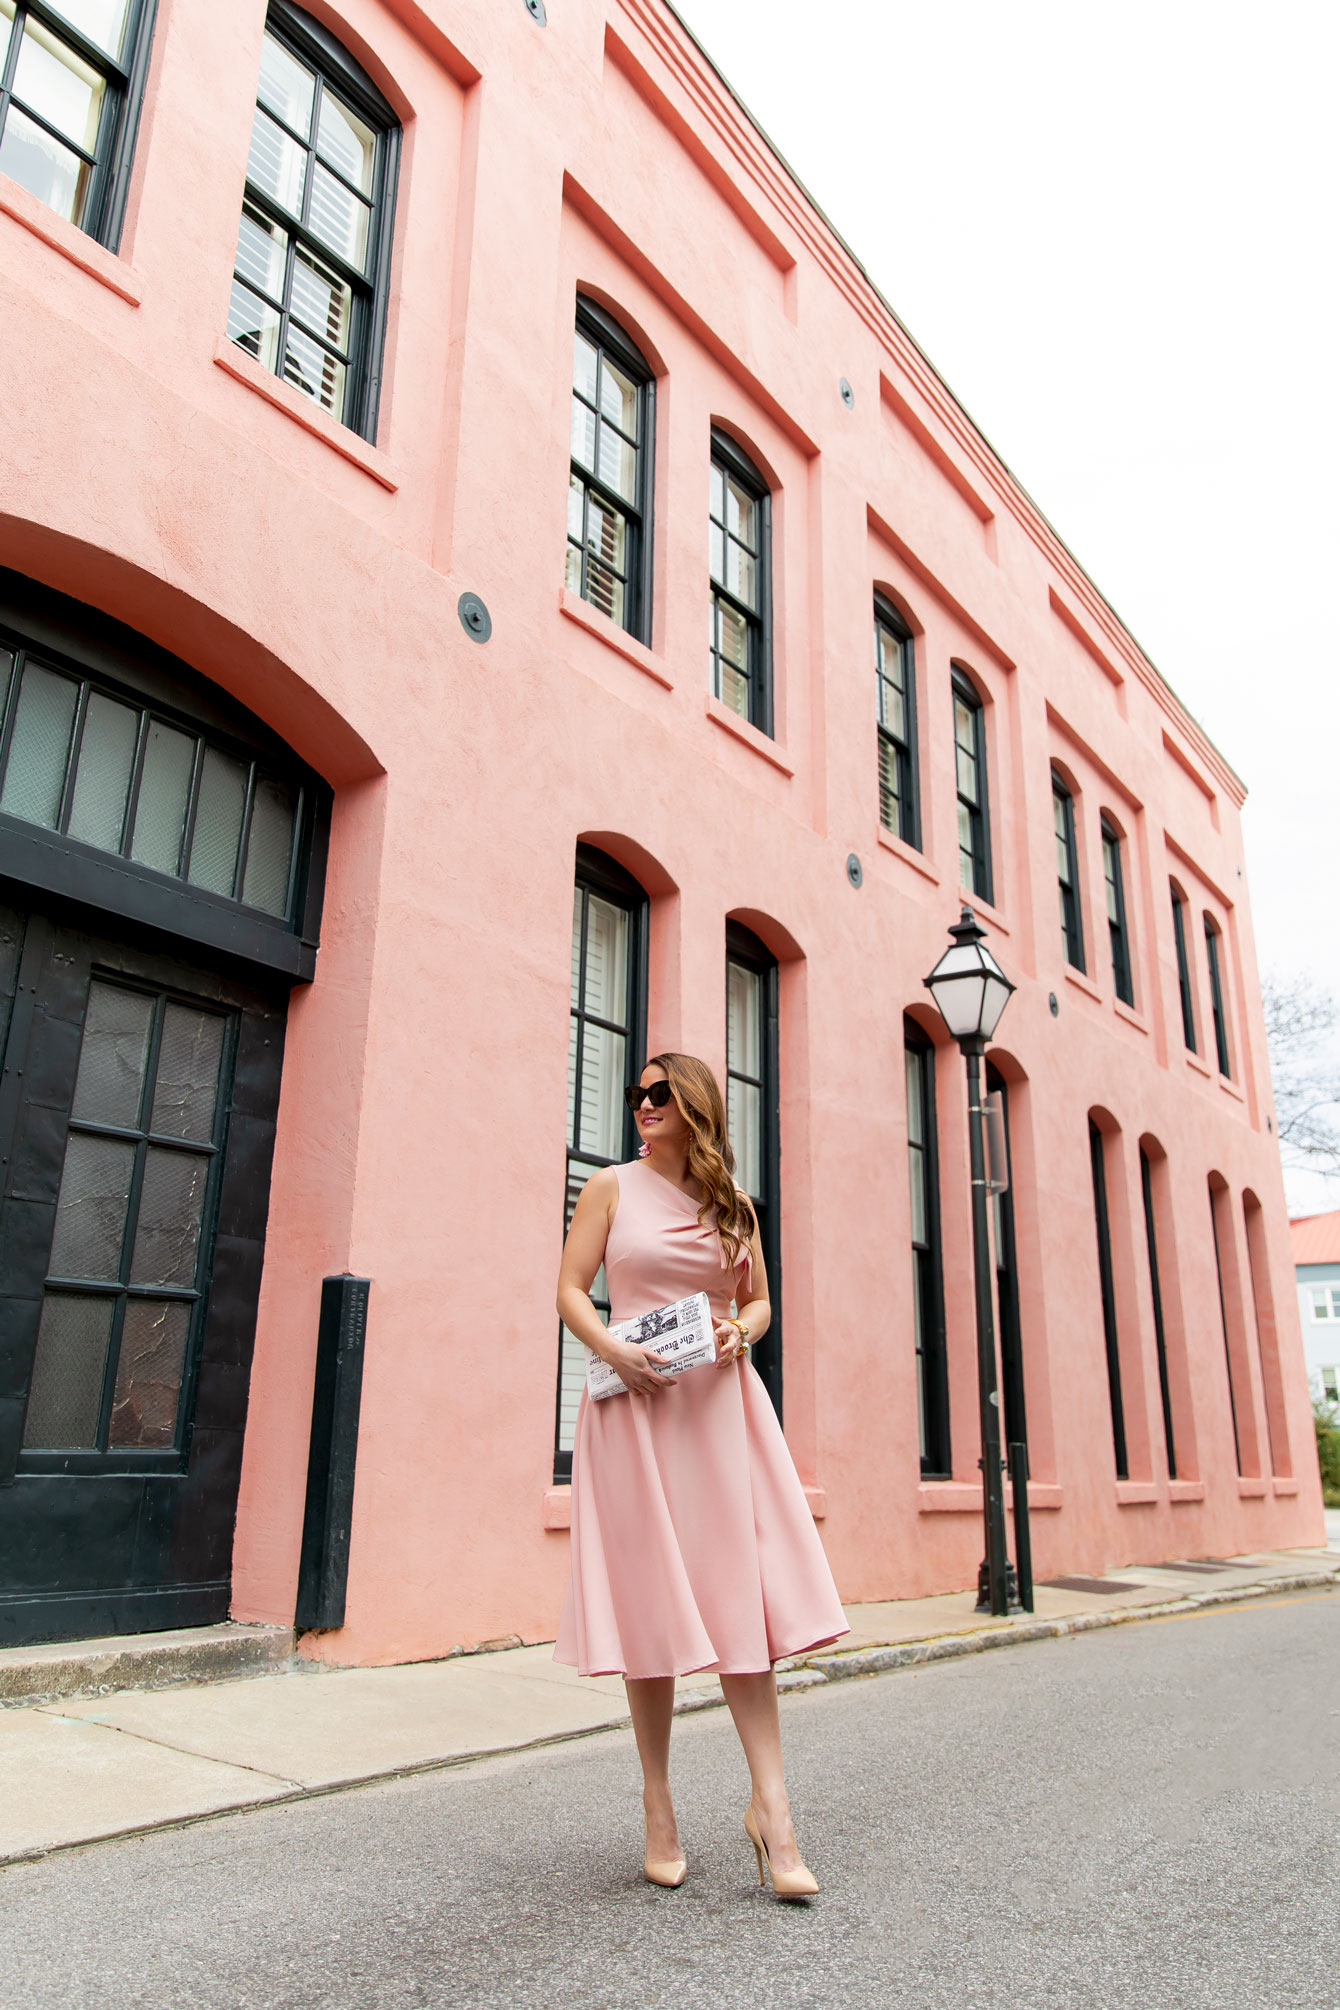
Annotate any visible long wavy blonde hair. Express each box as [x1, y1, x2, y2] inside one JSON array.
[[644, 1052, 757, 1271]]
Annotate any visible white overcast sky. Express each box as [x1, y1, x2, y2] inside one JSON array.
[[673, 0, 1340, 1213]]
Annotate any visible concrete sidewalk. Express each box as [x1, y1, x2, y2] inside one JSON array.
[[2, 1545, 1336, 1866]]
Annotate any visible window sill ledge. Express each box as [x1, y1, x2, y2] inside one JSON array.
[[1168, 1479, 1206, 1503], [1236, 1475, 1268, 1498], [1218, 1073, 1245, 1103], [1112, 997, 1148, 1035], [1063, 966, 1102, 1005], [1185, 1049, 1213, 1079], [804, 1487, 827, 1520], [0, 171, 141, 305], [961, 889, 1009, 936], [917, 1481, 1062, 1512], [558, 588, 672, 688], [1271, 1476, 1299, 1496], [876, 825, 939, 884], [542, 1486, 572, 1530], [212, 339, 399, 491], [1115, 1480, 1159, 1506], [704, 696, 794, 775]]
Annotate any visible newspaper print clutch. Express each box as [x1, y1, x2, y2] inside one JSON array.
[[585, 1291, 717, 1401]]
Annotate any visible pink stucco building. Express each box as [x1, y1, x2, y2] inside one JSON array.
[[0, 0, 1321, 1658]]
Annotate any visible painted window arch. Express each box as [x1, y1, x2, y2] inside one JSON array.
[[567, 297, 655, 641], [1101, 815, 1134, 1005], [227, 1, 401, 442], [875, 595, 919, 847], [905, 1017, 949, 1476], [1052, 770, 1084, 971], [726, 921, 781, 1416], [952, 668, 991, 901], [709, 428, 773, 735], [0, 0, 157, 247], [1203, 914, 1232, 1077], [1170, 881, 1197, 1052], [554, 843, 648, 1480]]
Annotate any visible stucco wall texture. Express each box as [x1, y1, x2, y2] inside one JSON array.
[[0, 0, 1321, 1666]]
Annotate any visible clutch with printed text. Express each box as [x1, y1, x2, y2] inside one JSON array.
[[585, 1291, 717, 1401]]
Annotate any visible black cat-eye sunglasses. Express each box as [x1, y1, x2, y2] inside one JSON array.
[[624, 1080, 674, 1112]]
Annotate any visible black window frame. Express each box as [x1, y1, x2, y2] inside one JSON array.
[[228, 0, 401, 444], [905, 1020, 950, 1478], [1171, 885, 1197, 1053], [554, 843, 647, 1483], [0, 0, 157, 250], [1204, 915, 1231, 1077], [567, 297, 655, 645], [875, 594, 920, 848], [1209, 1182, 1242, 1474], [725, 921, 781, 1419], [0, 569, 329, 985], [1140, 1146, 1177, 1481], [1101, 816, 1133, 1006], [952, 669, 991, 903], [1088, 1118, 1128, 1480], [1052, 771, 1084, 971], [709, 427, 773, 738], [985, 1064, 1027, 1455]]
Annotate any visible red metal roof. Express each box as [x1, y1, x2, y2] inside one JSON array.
[[1290, 1210, 1340, 1265]]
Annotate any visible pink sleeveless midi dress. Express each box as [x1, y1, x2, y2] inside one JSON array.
[[553, 1157, 848, 1679]]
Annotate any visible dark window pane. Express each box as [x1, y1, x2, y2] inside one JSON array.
[[150, 1004, 225, 1142], [1, 662, 78, 828], [109, 1298, 191, 1448], [67, 692, 139, 853], [241, 777, 296, 915], [129, 1146, 208, 1288], [22, 1294, 115, 1448], [187, 747, 248, 897], [48, 1132, 136, 1279], [130, 720, 195, 875], [71, 982, 154, 1129]]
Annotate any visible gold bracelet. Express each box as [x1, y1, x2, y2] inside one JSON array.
[[729, 1317, 749, 1344]]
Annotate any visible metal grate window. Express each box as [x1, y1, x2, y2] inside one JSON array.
[[21, 977, 233, 1462], [0, 638, 304, 920], [1102, 817, 1133, 1005], [709, 429, 772, 735], [227, 3, 399, 442], [876, 599, 918, 846], [0, 0, 155, 247], [554, 847, 646, 1479], [1053, 774, 1084, 971], [566, 300, 653, 641], [953, 671, 991, 901]]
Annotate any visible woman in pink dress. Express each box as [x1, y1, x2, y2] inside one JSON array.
[[554, 1052, 848, 1899]]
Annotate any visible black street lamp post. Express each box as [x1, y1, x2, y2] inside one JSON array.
[[925, 907, 1019, 1618]]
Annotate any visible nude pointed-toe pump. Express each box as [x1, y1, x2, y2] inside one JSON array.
[[644, 1854, 688, 1889], [744, 1806, 818, 1901]]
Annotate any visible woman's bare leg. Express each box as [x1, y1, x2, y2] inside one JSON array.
[[624, 1676, 681, 1860], [719, 1670, 804, 1873]]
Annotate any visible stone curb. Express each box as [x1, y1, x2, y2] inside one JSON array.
[[0, 1625, 297, 1709]]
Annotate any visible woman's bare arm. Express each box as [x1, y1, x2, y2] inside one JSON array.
[[556, 1168, 675, 1397]]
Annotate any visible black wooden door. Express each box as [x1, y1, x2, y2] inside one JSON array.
[[0, 900, 286, 1647]]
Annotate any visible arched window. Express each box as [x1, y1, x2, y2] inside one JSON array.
[[875, 596, 919, 847], [555, 844, 648, 1480], [726, 922, 781, 1416], [1139, 1145, 1176, 1478], [1170, 882, 1197, 1052], [1101, 816, 1133, 1005], [952, 670, 991, 901], [905, 1018, 949, 1476], [1203, 915, 1232, 1077], [228, 3, 401, 442], [567, 299, 655, 642], [0, 0, 157, 247], [1088, 1117, 1128, 1478], [1051, 771, 1083, 970], [709, 428, 773, 735]]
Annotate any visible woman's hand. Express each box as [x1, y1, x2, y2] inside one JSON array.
[[714, 1319, 747, 1367], [607, 1337, 676, 1397]]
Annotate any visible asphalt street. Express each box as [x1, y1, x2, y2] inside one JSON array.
[[1, 1592, 1337, 2010]]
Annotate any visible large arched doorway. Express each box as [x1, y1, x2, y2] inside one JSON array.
[[0, 570, 329, 1646]]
